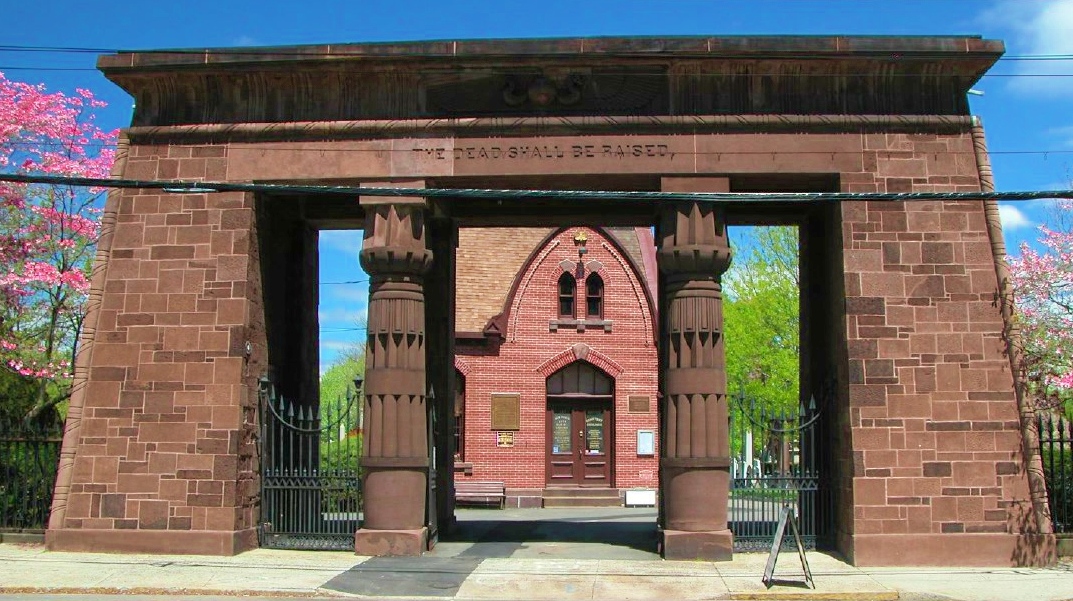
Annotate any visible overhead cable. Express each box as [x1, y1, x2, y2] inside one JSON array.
[[1, 172, 1071, 203]]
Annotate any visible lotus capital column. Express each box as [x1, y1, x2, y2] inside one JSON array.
[[354, 183, 433, 556], [657, 177, 734, 561]]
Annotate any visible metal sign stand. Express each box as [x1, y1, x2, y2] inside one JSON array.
[[762, 504, 814, 589]]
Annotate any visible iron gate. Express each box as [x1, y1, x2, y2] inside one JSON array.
[[729, 383, 829, 552], [1038, 413, 1071, 534], [258, 376, 363, 550], [0, 418, 62, 532]]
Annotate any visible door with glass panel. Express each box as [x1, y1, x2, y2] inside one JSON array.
[[545, 361, 614, 487]]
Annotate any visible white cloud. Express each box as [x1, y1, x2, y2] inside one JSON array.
[[232, 35, 260, 47], [999, 203, 1034, 230], [319, 339, 363, 374], [978, 0, 1073, 96], [318, 307, 367, 325], [1048, 125, 1073, 149], [327, 286, 370, 305], [320, 230, 364, 256], [321, 339, 359, 351]]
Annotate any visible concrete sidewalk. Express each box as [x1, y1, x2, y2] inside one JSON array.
[[1, 542, 1071, 601], [2, 509, 1071, 601]]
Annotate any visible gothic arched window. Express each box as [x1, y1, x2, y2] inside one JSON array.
[[558, 272, 576, 318], [586, 273, 604, 319]]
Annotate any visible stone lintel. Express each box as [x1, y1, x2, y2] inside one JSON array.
[[45, 528, 258, 556], [660, 529, 733, 561], [354, 527, 429, 556], [660, 176, 730, 193], [360, 179, 428, 207]]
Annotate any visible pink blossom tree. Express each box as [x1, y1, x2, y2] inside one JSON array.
[[1009, 200, 1073, 417], [0, 72, 117, 423]]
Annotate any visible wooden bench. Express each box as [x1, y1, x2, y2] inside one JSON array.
[[455, 481, 506, 509]]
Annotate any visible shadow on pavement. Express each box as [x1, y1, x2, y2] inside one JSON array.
[[437, 507, 660, 557]]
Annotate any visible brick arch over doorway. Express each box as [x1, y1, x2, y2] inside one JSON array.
[[536, 344, 624, 378]]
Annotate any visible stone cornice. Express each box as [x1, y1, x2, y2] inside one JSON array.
[[99, 35, 1003, 71], [99, 36, 1002, 128], [122, 114, 975, 144]]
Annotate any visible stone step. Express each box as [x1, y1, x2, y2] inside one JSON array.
[[542, 487, 621, 507], [542, 495, 623, 508], [541, 487, 620, 498]]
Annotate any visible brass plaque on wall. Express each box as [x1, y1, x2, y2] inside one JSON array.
[[628, 395, 650, 413], [490, 393, 521, 430]]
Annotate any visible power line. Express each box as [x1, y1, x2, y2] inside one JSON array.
[[1, 172, 1071, 203], [0, 66, 99, 72], [4, 64, 1073, 77], [5, 43, 1073, 78]]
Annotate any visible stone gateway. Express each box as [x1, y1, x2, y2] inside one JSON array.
[[45, 36, 1054, 566]]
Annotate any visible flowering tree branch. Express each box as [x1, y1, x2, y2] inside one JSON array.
[[0, 71, 117, 423], [1009, 200, 1073, 414]]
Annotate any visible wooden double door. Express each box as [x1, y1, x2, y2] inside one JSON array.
[[546, 400, 612, 487]]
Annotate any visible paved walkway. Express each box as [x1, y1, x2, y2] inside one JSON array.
[[0, 508, 1070, 601]]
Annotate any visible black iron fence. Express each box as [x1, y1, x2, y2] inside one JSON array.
[[258, 377, 363, 550], [1038, 413, 1072, 534], [728, 386, 827, 552], [0, 419, 62, 531]]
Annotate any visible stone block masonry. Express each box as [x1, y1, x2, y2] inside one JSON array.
[[47, 143, 266, 555], [838, 133, 1048, 565]]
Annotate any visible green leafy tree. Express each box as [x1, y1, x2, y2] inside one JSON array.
[[317, 351, 364, 512], [0, 368, 38, 424], [724, 226, 800, 456]]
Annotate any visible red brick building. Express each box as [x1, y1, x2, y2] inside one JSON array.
[[452, 227, 659, 507]]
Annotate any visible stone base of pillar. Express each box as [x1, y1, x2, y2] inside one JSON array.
[[354, 527, 428, 556], [45, 527, 258, 555], [660, 528, 733, 561]]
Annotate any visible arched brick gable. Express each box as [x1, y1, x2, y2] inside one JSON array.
[[497, 226, 655, 343]]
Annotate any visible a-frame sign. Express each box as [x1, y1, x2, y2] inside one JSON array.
[[762, 504, 814, 589]]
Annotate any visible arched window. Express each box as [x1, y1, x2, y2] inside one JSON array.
[[586, 273, 604, 319], [558, 272, 576, 318], [546, 361, 613, 396]]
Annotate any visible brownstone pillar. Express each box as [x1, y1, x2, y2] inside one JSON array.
[[354, 186, 433, 556], [657, 177, 734, 560]]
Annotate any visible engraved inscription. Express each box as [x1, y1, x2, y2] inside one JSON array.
[[413, 143, 674, 161]]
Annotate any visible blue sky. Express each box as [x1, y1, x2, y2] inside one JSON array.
[[5, 0, 1072, 368]]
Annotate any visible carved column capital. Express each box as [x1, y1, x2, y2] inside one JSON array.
[[359, 202, 434, 278], [656, 200, 732, 279]]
